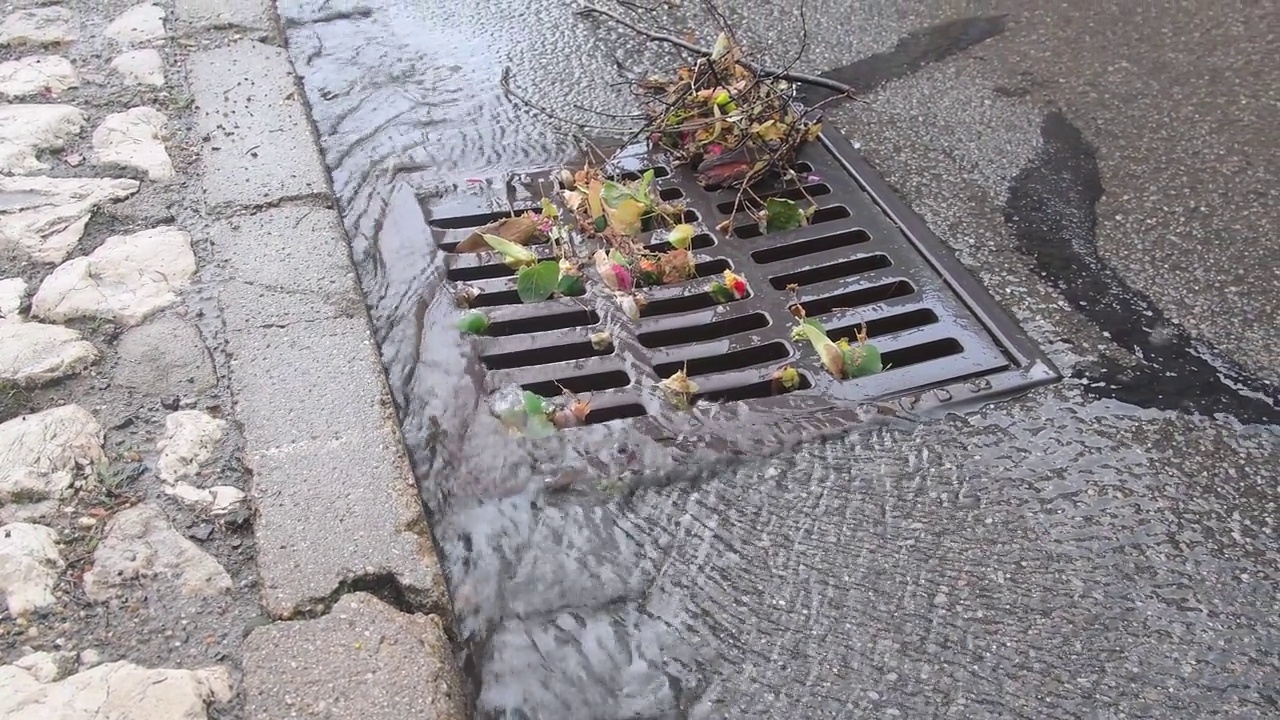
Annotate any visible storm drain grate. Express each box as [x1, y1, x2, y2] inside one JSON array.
[[424, 130, 1059, 439]]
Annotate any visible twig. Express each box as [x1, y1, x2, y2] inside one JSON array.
[[500, 66, 634, 134], [576, 2, 858, 98]]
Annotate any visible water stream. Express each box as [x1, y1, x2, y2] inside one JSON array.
[[277, 1, 1280, 717]]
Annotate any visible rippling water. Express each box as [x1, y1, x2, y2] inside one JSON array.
[[278, 1, 1280, 717]]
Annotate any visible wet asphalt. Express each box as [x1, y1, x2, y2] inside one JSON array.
[[277, 0, 1278, 717]]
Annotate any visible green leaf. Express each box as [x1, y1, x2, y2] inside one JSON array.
[[638, 168, 656, 195], [600, 180, 631, 209], [793, 319, 845, 378], [764, 198, 806, 233], [556, 273, 585, 297], [516, 260, 561, 303], [708, 282, 734, 305], [790, 317, 826, 339], [523, 390, 548, 418], [456, 311, 489, 335], [481, 233, 536, 267], [540, 197, 558, 219], [667, 224, 695, 250], [844, 343, 883, 377], [593, 215, 608, 232], [525, 413, 557, 438], [522, 391, 555, 438], [608, 249, 630, 266], [711, 32, 731, 60]]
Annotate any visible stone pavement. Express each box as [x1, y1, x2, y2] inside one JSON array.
[[0, 1, 465, 718]]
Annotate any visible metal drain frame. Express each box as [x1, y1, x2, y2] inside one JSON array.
[[423, 128, 1060, 478]]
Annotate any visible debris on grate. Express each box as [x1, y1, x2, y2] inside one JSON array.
[[425, 129, 1059, 452], [410, 34, 1057, 487]]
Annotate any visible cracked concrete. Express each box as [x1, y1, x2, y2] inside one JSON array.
[[178, 14, 462, 719]]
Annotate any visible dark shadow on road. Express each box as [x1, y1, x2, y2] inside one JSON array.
[[1005, 111, 1280, 424], [804, 15, 1008, 101]]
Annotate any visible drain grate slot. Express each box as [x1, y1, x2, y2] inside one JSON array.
[[645, 232, 716, 253], [799, 279, 915, 317], [733, 205, 852, 239], [696, 372, 815, 403], [768, 254, 893, 290], [827, 308, 939, 341], [585, 402, 647, 423], [879, 338, 965, 370], [470, 290, 522, 308], [447, 264, 513, 282], [482, 341, 611, 370], [751, 229, 872, 264], [522, 371, 631, 396], [641, 208, 698, 232], [691, 258, 733, 277], [429, 209, 534, 231], [716, 183, 832, 214], [488, 309, 599, 337], [639, 312, 769, 348], [611, 166, 671, 182], [654, 341, 791, 378], [641, 285, 744, 317]]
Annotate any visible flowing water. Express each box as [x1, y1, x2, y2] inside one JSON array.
[[277, 1, 1280, 717]]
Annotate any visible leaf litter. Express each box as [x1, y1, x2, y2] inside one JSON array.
[[457, 3, 881, 434]]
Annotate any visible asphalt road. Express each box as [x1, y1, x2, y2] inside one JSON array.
[[279, 0, 1279, 717]]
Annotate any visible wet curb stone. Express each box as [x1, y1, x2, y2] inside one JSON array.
[[182, 9, 465, 720], [243, 592, 467, 719]]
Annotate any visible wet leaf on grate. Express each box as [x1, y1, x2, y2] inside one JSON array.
[[792, 317, 845, 379], [481, 232, 538, 269], [556, 273, 585, 297], [659, 367, 699, 409], [456, 214, 543, 253], [522, 391, 557, 438], [708, 269, 749, 303], [589, 331, 613, 350], [516, 260, 562, 303], [657, 248, 696, 284], [770, 365, 801, 394], [594, 249, 635, 292], [763, 197, 806, 233], [666, 223, 696, 250], [457, 311, 490, 335], [843, 341, 883, 377]]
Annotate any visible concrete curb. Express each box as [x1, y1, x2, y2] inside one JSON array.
[[179, 3, 466, 718]]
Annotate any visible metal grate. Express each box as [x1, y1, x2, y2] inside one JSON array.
[[425, 130, 1059, 441]]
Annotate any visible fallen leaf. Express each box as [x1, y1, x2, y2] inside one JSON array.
[[455, 215, 542, 253], [763, 197, 806, 233], [457, 311, 490, 335], [480, 233, 537, 269], [605, 197, 646, 235], [587, 179, 605, 221], [667, 224, 696, 250], [516, 260, 562, 303], [770, 365, 801, 394], [659, 368, 699, 409], [590, 332, 613, 351]]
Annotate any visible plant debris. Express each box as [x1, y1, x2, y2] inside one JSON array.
[[456, 6, 870, 434], [638, 38, 824, 192], [708, 269, 749, 303], [658, 367, 699, 409], [457, 311, 490, 335], [791, 316, 883, 379], [455, 213, 548, 253]]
